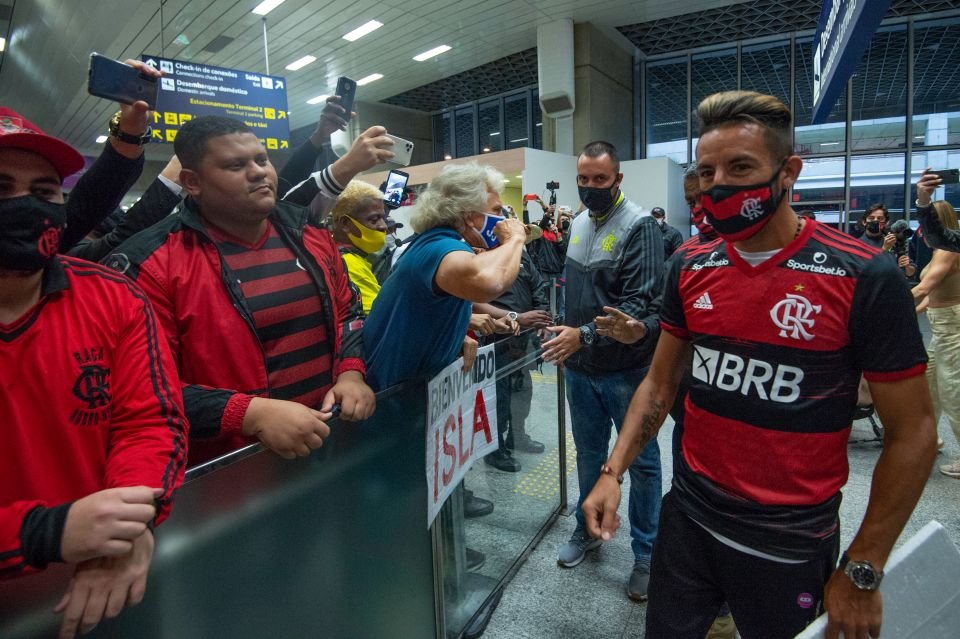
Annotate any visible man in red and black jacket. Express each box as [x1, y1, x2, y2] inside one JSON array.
[[105, 116, 392, 465], [0, 110, 188, 637]]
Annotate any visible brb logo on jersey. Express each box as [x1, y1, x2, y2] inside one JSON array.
[[692, 345, 803, 403], [70, 347, 112, 427], [770, 293, 821, 341]]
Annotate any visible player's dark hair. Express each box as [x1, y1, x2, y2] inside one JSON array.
[[580, 140, 620, 173], [697, 91, 793, 164]]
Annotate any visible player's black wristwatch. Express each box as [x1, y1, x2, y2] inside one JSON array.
[[839, 551, 884, 591]]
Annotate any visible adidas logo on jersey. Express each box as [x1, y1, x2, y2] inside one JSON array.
[[693, 292, 714, 310]]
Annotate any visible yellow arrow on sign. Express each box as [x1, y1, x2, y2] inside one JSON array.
[[278, 110, 287, 119], [151, 129, 163, 140], [280, 140, 289, 149], [152, 112, 162, 124]]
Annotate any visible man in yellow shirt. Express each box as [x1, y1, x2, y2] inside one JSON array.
[[331, 181, 388, 314]]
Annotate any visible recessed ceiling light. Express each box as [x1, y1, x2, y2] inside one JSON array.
[[0, 37, 5, 52], [503, 178, 510, 183], [483, 147, 491, 153], [343, 20, 383, 42], [252, 0, 285, 16], [285, 55, 316, 71], [510, 138, 527, 143], [414, 45, 452, 62], [444, 154, 452, 160], [356, 73, 383, 86], [515, 175, 522, 179], [489, 132, 500, 136], [95, 135, 108, 144], [307, 94, 329, 105]]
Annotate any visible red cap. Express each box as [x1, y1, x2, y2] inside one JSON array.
[[0, 108, 85, 180]]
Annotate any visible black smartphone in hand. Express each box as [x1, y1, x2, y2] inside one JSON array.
[[335, 77, 357, 123], [929, 169, 960, 185], [88, 53, 159, 108]]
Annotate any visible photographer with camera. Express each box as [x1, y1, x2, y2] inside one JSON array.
[[858, 204, 916, 277], [916, 169, 960, 252], [525, 184, 566, 309]]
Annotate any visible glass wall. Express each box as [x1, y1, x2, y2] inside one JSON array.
[[646, 57, 688, 164], [432, 87, 543, 160], [640, 13, 960, 230]]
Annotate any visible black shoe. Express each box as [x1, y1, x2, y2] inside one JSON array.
[[509, 433, 545, 454], [466, 547, 485, 572], [484, 449, 521, 472], [464, 494, 494, 519]]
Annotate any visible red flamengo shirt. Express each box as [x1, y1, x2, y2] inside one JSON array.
[[0, 257, 188, 578]]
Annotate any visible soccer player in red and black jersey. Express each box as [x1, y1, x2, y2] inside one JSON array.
[[105, 116, 392, 465], [0, 111, 187, 637], [583, 91, 937, 639]]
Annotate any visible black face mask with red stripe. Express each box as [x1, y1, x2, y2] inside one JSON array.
[[0, 195, 66, 272], [699, 161, 787, 242], [690, 205, 716, 240]]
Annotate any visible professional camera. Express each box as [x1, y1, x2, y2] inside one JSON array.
[[888, 219, 914, 259], [546, 180, 559, 206]]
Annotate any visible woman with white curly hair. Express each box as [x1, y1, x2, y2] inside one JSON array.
[[363, 161, 527, 391]]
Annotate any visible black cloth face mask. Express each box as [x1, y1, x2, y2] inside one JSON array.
[[0, 195, 66, 272]]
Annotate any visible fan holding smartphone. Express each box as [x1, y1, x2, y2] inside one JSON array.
[[915, 167, 960, 253], [87, 53, 160, 149]]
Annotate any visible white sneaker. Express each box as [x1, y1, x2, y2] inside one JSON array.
[[939, 458, 960, 478]]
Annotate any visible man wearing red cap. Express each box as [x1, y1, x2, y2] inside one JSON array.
[[0, 95, 188, 637], [1, 61, 157, 252]]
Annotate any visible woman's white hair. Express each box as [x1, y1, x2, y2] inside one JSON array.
[[411, 162, 505, 234]]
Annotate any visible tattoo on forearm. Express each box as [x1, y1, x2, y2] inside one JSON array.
[[637, 398, 665, 448]]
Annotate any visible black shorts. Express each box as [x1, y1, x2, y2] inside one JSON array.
[[645, 491, 840, 639]]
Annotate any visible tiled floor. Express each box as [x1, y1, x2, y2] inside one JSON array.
[[480, 318, 960, 639]]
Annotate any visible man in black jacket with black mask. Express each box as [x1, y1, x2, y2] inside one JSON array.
[[542, 140, 664, 603]]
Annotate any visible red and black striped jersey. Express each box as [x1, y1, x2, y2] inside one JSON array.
[[660, 219, 927, 559], [209, 222, 331, 408], [0, 256, 187, 578]]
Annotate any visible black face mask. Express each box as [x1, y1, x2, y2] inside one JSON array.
[[560, 219, 570, 232], [0, 195, 66, 271], [578, 180, 620, 216], [865, 220, 884, 235]]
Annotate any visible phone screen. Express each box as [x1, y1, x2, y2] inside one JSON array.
[[336, 77, 356, 123], [384, 170, 409, 207]]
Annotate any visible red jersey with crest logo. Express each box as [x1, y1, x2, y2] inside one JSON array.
[[0, 256, 187, 578], [659, 219, 926, 559]]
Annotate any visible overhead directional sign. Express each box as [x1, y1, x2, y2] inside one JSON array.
[[811, 0, 892, 124], [141, 55, 290, 149]]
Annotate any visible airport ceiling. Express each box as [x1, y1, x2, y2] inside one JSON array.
[[0, 0, 957, 160]]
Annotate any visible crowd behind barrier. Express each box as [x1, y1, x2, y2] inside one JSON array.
[[1, 56, 955, 639]]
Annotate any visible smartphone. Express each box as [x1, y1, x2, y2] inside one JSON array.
[[929, 169, 960, 185], [385, 133, 414, 166], [335, 77, 357, 123], [383, 169, 409, 208], [88, 53, 159, 108]]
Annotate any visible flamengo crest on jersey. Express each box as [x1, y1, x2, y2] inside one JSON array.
[[770, 293, 821, 341]]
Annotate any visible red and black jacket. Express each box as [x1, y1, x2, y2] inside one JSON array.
[[103, 198, 365, 465], [1, 257, 188, 578]]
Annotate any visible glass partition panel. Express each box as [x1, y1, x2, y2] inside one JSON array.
[[479, 100, 504, 153], [456, 106, 477, 158], [849, 153, 906, 219], [793, 155, 846, 203], [691, 48, 737, 152], [0, 383, 438, 639], [913, 17, 960, 148], [851, 25, 907, 151], [505, 94, 530, 150], [438, 330, 561, 636], [795, 37, 848, 154], [741, 40, 791, 108], [646, 56, 689, 164], [435, 112, 453, 160]]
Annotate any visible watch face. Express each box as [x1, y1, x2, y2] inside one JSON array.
[[849, 563, 878, 589]]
